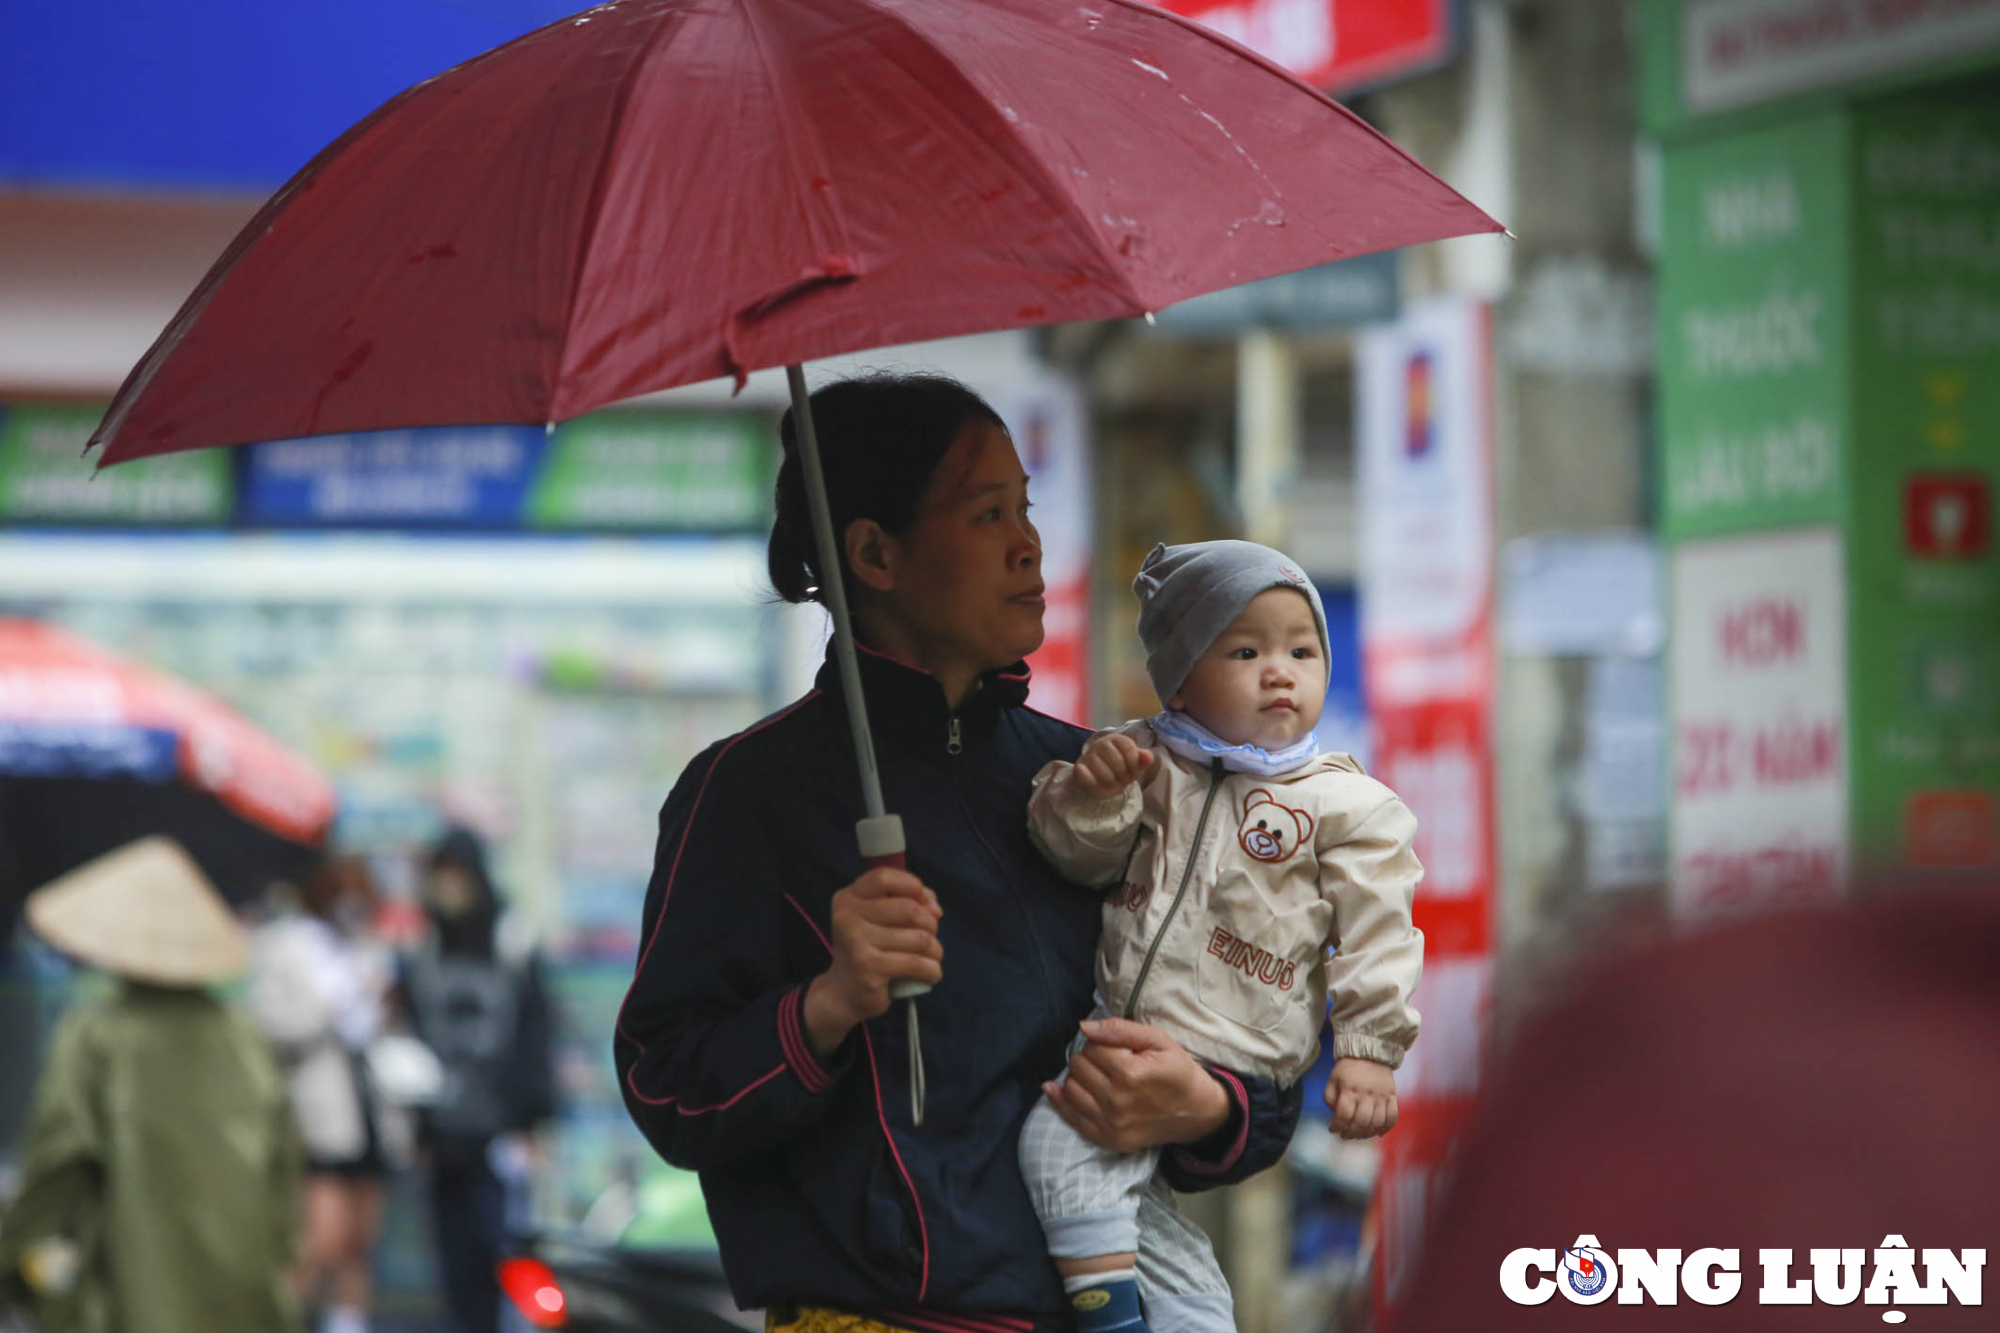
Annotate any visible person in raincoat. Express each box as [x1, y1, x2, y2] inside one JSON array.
[[0, 837, 301, 1333], [404, 826, 558, 1333]]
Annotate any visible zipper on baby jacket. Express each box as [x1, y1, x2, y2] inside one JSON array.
[[946, 716, 963, 755], [1123, 759, 1226, 1018]]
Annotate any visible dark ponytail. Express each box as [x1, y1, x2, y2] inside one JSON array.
[[767, 373, 1006, 606]]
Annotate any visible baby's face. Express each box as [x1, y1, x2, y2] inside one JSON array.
[[1169, 587, 1327, 750]]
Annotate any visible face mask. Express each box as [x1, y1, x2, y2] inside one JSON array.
[[1149, 709, 1323, 778]]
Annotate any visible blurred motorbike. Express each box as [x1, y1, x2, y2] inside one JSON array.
[[500, 1234, 753, 1333], [499, 1159, 756, 1333]]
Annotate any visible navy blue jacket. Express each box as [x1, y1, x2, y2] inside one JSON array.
[[615, 646, 1303, 1328]]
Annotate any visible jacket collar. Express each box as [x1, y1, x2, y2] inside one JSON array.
[[813, 638, 1032, 753]]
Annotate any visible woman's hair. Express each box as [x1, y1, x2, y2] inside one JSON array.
[[297, 854, 375, 921], [767, 373, 1007, 606]]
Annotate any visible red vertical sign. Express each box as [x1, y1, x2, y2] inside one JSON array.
[[999, 373, 1094, 726], [1356, 299, 1497, 1326]]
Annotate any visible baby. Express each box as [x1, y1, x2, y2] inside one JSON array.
[[1021, 539, 1424, 1333]]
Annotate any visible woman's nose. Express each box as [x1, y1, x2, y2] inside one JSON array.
[[1010, 520, 1041, 568]]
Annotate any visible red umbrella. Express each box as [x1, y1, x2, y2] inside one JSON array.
[[87, 0, 1500, 1119], [90, 0, 1495, 461], [0, 618, 335, 910]]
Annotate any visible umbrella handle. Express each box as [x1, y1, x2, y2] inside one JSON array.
[[859, 814, 928, 1126], [858, 815, 931, 1000]]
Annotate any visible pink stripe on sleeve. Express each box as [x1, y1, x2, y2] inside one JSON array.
[[1166, 1065, 1250, 1176]]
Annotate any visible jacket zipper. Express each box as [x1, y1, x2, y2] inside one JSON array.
[[1122, 760, 1225, 1019], [944, 710, 1056, 1024]]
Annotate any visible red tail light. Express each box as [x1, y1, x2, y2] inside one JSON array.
[[498, 1256, 568, 1329]]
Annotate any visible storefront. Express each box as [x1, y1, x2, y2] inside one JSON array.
[[1644, 0, 2000, 914]]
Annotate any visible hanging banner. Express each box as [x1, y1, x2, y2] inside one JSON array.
[[995, 372, 1093, 726], [1355, 296, 1496, 1326]]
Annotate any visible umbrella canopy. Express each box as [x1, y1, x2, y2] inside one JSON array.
[[89, 0, 1500, 464], [0, 619, 335, 914]]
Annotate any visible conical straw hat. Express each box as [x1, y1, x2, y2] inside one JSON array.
[[25, 837, 248, 987]]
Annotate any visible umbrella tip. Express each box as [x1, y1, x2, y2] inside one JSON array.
[[544, 421, 555, 437], [1503, 227, 1518, 241], [1144, 311, 1157, 326]]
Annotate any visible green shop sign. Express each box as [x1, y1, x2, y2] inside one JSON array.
[[528, 413, 772, 531], [0, 403, 233, 525], [1657, 114, 1851, 539], [1846, 95, 2000, 869], [1639, 0, 2000, 141]]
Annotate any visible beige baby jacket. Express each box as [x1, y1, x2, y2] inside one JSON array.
[[1028, 719, 1424, 1085]]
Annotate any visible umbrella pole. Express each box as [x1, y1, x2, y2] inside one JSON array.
[[786, 365, 928, 1126]]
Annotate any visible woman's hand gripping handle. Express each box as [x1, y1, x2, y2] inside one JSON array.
[[801, 815, 940, 1123]]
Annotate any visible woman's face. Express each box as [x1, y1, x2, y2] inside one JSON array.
[[860, 419, 1046, 683]]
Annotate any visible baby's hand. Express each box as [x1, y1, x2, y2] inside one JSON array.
[[1325, 1057, 1398, 1140], [1072, 734, 1154, 800]]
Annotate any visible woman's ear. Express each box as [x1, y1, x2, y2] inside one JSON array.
[[844, 518, 899, 593]]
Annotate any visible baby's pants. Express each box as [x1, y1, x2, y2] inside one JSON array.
[[1017, 1035, 1234, 1333]]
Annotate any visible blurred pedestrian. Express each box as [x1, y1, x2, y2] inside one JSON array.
[[0, 837, 300, 1333], [404, 827, 557, 1333], [248, 856, 397, 1333]]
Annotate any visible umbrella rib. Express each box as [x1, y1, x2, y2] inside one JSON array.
[[88, 11, 602, 462], [842, 0, 1148, 313], [551, 9, 696, 415], [733, 0, 863, 270], [1094, 0, 1495, 245]]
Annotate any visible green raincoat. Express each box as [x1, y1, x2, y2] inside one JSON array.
[[0, 983, 301, 1333]]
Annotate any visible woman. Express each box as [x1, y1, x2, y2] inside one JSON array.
[[248, 856, 393, 1333], [404, 826, 557, 1333], [615, 374, 1302, 1333], [0, 837, 299, 1333]]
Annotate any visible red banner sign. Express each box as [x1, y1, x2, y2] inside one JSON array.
[[1357, 299, 1496, 1327], [1153, 0, 1454, 94]]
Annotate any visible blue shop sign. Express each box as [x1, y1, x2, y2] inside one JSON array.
[[2, 1, 577, 191], [243, 426, 547, 528]]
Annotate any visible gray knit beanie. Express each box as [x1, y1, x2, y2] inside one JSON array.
[[1134, 540, 1331, 704]]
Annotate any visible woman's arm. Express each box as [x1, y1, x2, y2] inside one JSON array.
[[615, 743, 857, 1171], [0, 1014, 105, 1310], [615, 739, 942, 1171], [1041, 1017, 1305, 1191]]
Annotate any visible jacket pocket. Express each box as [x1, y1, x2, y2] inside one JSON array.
[[1193, 879, 1329, 1035]]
